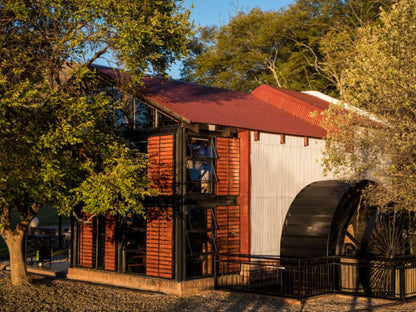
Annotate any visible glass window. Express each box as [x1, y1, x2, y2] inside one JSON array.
[[95, 82, 177, 130], [157, 111, 178, 127], [185, 206, 217, 278], [121, 211, 146, 274], [112, 94, 153, 130], [186, 137, 217, 194]]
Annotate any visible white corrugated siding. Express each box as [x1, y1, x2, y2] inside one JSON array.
[[250, 132, 335, 255]]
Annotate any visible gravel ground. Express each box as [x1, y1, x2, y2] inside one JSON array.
[[1, 271, 416, 312]]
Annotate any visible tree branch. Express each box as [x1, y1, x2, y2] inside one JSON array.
[[86, 46, 109, 68], [265, 45, 282, 87], [16, 203, 42, 236], [0, 206, 11, 237], [72, 211, 97, 224]]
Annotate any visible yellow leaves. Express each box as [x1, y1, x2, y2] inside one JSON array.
[[322, 0, 416, 212]]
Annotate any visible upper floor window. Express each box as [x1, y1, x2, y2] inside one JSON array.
[[97, 82, 177, 130], [186, 137, 217, 194]]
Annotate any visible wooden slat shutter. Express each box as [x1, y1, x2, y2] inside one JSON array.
[[148, 135, 174, 195], [216, 137, 240, 196], [146, 207, 174, 278]]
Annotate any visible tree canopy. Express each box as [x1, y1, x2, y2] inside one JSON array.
[[0, 0, 191, 285], [182, 0, 392, 94], [322, 0, 416, 212]]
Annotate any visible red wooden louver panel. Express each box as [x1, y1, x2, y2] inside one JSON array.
[[148, 135, 174, 195], [217, 205, 240, 274], [216, 137, 240, 196], [146, 207, 174, 278], [104, 213, 117, 271], [79, 213, 94, 268]]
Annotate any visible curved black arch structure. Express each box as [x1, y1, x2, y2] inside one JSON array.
[[280, 180, 374, 258]]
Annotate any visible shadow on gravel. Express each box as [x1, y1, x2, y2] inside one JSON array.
[[222, 296, 250, 312], [221, 293, 295, 312], [31, 276, 55, 287], [350, 299, 413, 312], [348, 295, 373, 312]]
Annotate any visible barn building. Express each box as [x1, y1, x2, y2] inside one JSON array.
[[67, 65, 376, 294]]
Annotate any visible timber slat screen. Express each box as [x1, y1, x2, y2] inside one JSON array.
[[217, 206, 240, 274], [148, 135, 174, 195], [146, 134, 175, 278], [216, 137, 240, 196], [216, 255, 416, 300], [78, 214, 94, 268], [104, 213, 117, 271], [76, 214, 116, 271], [146, 207, 175, 279]]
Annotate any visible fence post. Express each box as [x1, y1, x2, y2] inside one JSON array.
[[400, 264, 406, 301], [214, 253, 218, 288], [298, 259, 301, 300]]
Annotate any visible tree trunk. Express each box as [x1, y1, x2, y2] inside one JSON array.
[[4, 231, 29, 285]]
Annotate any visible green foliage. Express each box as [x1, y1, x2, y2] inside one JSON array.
[[317, 0, 394, 97], [322, 0, 416, 212], [183, 9, 289, 91], [182, 0, 392, 94], [181, 3, 333, 92], [180, 25, 218, 82], [72, 146, 158, 217], [0, 0, 191, 236], [0, 0, 191, 284]]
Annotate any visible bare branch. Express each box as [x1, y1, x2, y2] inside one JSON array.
[[72, 210, 97, 224], [264, 45, 282, 87], [86, 46, 109, 68]]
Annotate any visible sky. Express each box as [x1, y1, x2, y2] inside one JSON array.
[[184, 0, 294, 27], [168, 0, 294, 78]]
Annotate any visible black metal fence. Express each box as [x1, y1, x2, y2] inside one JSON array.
[[215, 254, 416, 300]]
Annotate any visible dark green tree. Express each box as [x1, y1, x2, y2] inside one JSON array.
[[180, 25, 218, 82], [0, 0, 191, 285], [183, 0, 393, 94], [183, 8, 288, 91]]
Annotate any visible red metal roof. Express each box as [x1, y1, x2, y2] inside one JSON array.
[[94, 65, 327, 138], [251, 85, 329, 126]]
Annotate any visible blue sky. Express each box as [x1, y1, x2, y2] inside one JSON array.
[[184, 0, 294, 27], [168, 0, 294, 78]]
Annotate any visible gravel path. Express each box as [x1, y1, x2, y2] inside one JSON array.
[[1, 272, 416, 311]]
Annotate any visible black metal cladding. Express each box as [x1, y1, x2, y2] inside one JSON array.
[[280, 180, 371, 259]]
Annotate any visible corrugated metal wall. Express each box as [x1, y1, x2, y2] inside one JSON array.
[[250, 132, 335, 255]]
